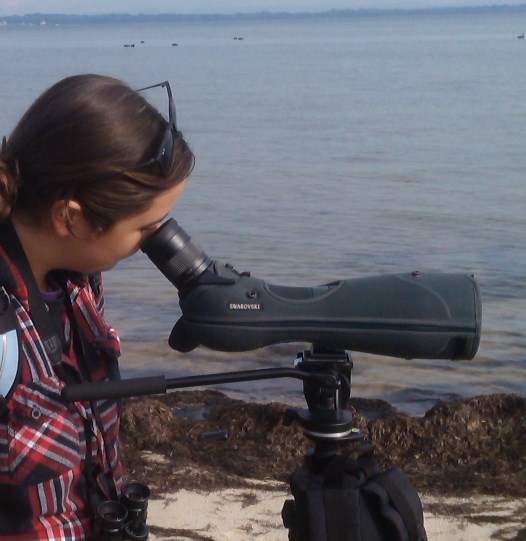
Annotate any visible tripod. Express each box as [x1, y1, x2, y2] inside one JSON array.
[[63, 346, 427, 541]]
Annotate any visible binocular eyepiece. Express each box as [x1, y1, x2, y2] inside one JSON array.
[[96, 481, 151, 541]]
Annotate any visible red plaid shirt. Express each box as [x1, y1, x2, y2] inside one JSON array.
[[0, 244, 123, 540]]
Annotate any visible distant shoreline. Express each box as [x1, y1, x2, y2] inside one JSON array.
[[1, 5, 526, 26]]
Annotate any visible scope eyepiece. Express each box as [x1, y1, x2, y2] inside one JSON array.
[[141, 218, 211, 291]]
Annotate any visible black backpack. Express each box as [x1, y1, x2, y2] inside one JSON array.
[[282, 449, 428, 541]]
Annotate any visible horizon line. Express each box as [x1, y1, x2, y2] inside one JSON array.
[[2, 4, 526, 20]]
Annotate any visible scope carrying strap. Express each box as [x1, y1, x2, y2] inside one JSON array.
[[283, 449, 428, 541]]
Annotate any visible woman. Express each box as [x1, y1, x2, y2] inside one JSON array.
[[0, 74, 193, 540]]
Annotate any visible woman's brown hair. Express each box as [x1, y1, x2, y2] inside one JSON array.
[[0, 74, 194, 230]]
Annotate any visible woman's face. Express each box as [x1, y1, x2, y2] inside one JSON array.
[[65, 181, 185, 274]]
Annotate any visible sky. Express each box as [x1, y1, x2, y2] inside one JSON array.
[[0, 0, 525, 16]]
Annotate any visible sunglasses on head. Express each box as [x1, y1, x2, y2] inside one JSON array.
[[136, 81, 177, 177]]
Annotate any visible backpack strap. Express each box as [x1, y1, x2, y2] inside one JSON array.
[[321, 448, 378, 541], [324, 482, 366, 541], [323, 448, 427, 541], [363, 468, 428, 541]]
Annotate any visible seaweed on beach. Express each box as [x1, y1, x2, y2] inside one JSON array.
[[361, 393, 526, 496], [120, 391, 526, 498]]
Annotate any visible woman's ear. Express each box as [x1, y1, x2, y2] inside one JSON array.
[[50, 200, 93, 238]]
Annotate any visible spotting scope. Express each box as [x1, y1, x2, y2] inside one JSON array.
[[141, 219, 481, 360]]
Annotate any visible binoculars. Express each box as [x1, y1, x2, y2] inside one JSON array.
[[95, 481, 150, 541]]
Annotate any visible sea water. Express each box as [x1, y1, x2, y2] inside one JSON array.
[[0, 11, 524, 414]]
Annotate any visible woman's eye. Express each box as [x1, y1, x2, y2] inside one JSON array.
[[140, 223, 160, 234]]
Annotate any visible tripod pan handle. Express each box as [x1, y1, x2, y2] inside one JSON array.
[[62, 375, 167, 402]]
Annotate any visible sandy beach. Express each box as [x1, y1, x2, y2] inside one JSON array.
[[145, 484, 526, 540]]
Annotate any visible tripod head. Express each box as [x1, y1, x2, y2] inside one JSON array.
[[283, 347, 364, 472], [286, 347, 360, 438]]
